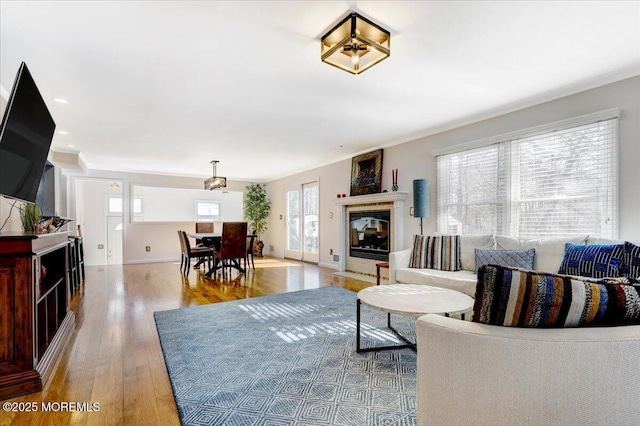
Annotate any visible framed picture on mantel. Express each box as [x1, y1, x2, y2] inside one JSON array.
[[350, 149, 383, 196]]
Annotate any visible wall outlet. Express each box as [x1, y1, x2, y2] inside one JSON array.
[[333, 254, 339, 262], [329, 249, 333, 255], [145, 246, 151, 252], [97, 244, 104, 249]]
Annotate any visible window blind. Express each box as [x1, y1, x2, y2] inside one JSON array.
[[108, 197, 123, 214], [437, 144, 507, 235], [437, 116, 618, 239]]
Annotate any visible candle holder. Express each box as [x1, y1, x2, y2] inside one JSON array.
[[392, 168, 398, 192]]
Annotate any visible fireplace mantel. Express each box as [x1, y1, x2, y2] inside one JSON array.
[[336, 192, 408, 272], [335, 192, 408, 206]]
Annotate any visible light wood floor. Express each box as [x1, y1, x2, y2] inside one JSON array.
[[1, 257, 371, 426]]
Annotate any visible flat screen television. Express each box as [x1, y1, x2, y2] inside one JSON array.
[[0, 62, 56, 204]]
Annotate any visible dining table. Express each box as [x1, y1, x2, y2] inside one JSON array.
[[188, 232, 222, 247], [187, 232, 256, 277]]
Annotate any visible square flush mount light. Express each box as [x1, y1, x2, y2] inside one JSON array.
[[321, 12, 390, 75]]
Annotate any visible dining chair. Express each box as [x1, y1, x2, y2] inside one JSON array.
[[195, 222, 214, 246], [177, 230, 187, 273], [246, 230, 257, 271], [212, 222, 248, 279], [179, 230, 214, 275]]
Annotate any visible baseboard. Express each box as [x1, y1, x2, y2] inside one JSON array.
[[332, 271, 377, 285], [319, 262, 340, 270], [125, 257, 181, 265]]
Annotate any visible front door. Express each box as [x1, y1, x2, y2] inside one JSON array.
[[106, 216, 123, 265]]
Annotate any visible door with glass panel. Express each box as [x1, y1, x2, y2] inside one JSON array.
[[284, 182, 319, 263]]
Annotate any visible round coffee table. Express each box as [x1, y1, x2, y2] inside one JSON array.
[[356, 284, 474, 352]]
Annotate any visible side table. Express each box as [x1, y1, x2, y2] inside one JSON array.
[[375, 262, 389, 285]]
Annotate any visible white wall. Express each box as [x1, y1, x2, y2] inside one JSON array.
[[67, 169, 250, 265], [262, 76, 640, 270], [132, 186, 242, 223], [75, 179, 123, 266]]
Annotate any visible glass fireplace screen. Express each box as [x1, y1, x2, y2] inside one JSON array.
[[349, 211, 390, 261]]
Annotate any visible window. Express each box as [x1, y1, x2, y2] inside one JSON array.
[[196, 201, 221, 221], [436, 111, 618, 239], [109, 197, 142, 215], [108, 197, 123, 214]]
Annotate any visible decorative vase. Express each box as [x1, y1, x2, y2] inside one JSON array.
[[254, 240, 265, 257], [392, 168, 398, 191]]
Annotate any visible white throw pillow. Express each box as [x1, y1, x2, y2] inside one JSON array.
[[459, 235, 495, 271], [495, 235, 589, 273], [586, 237, 624, 246]]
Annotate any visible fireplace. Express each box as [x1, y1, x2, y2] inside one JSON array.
[[349, 210, 390, 261], [336, 192, 407, 275]]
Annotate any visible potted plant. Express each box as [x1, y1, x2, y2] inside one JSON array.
[[19, 202, 42, 234], [244, 183, 271, 257]]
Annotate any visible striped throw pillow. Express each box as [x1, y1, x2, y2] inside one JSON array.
[[473, 265, 640, 327], [409, 235, 460, 271]]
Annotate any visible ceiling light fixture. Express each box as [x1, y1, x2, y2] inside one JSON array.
[[58, 130, 68, 135], [321, 12, 390, 75], [204, 160, 227, 190], [53, 98, 68, 103]]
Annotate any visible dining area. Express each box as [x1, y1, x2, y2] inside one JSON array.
[[177, 222, 257, 279]]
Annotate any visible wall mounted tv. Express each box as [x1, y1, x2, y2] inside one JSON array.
[[0, 62, 56, 204]]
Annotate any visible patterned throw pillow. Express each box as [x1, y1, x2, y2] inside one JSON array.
[[599, 276, 640, 285], [622, 241, 640, 278], [474, 248, 535, 272], [409, 235, 460, 271], [558, 243, 625, 278], [472, 265, 640, 327]]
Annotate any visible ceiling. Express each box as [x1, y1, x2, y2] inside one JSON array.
[[1, 1, 639, 182]]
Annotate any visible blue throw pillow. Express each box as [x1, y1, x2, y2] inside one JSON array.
[[622, 241, 640, 278], [474, 248, 535, 272], [558, 243, 625, 278]]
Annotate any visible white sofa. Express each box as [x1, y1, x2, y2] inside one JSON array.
[[416, 314, 640, 425], [400, 236, 640, 424], [388, 234, 613, 297]]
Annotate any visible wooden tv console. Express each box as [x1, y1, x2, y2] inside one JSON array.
[[0, 232, 75, 400]]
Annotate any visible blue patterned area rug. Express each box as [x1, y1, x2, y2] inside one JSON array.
[[154, 286, 417, 425]]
